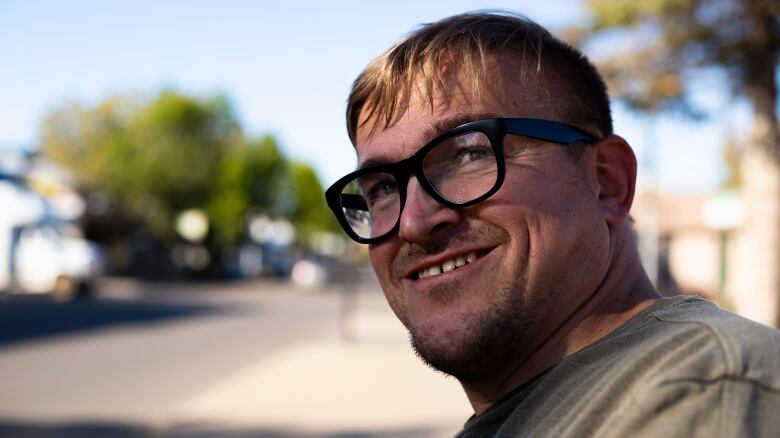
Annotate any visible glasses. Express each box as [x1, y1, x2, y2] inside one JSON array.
[[325, 118, 597, 244]]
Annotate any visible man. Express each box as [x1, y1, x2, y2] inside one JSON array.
[[325, 11, 780, 437]]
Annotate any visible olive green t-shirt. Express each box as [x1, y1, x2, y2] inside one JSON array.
[[457, 296, 780, 438]]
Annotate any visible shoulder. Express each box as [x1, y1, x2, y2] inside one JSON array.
[[603, 296, 780, 437], [483, 296, 780, 438], [641, 295, 780, 388]]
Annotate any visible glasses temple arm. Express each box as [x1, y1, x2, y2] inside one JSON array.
[[340, 193, 369, 211]]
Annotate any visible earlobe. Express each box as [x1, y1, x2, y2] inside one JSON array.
[[594, 135, 637, 225]]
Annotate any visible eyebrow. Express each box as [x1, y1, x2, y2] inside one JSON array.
[[424, 112, 500, 142], [358, 112, 501, 170]]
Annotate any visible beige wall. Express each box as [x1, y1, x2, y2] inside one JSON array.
[[666, 230, 722, 297]]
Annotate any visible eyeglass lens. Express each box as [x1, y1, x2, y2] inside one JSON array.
[[339, 131, 498, 239]]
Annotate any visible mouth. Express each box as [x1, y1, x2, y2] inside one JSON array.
[[411, 250, 487, 280]]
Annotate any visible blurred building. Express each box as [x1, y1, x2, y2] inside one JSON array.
[[632, 189, 776, 326], [0, 148, 85, 221]]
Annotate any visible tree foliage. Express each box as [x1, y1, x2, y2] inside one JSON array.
[[207, 135, 287, 246], [575, 0, 780, 325], [39, 90, 337, 257], [573, 0, 779, 158], [288, 161, 340, 242]]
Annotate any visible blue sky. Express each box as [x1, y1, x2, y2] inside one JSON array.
[[0, 0, 750, 193]]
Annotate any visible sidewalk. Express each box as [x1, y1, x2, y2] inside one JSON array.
[[170, 284, 472, 437]]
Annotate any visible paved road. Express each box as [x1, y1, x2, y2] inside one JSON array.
[[0, 276, 470, 437]]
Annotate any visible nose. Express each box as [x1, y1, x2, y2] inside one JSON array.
[[397, 176, 461, 243]]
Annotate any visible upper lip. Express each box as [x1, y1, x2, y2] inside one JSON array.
[[402, 246, 495, 279]]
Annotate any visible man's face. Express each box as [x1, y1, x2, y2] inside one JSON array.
[[354, 61, 612, 380]]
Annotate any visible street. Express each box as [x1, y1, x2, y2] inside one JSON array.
[[0, 276, 470, 437]]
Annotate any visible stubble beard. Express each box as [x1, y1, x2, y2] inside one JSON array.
[[386, 223, 537, 381], [407, 272, 537, 382]]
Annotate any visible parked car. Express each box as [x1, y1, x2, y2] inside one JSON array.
[[0, 177, 103, 300]]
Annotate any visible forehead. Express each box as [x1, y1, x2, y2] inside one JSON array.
[[354, 56, 555, 166]]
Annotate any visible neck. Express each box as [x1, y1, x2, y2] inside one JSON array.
[[462, 222, 660, 414]]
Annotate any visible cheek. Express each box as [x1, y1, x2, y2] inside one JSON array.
[[483, 167, 600, 265], [368, 244, 390, 279], [513, 172, 596, 242], [368, 242, 412, 325], [368, 242, 403, 294]]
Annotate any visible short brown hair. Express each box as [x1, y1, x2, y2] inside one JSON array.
[[346, 11, 612, 145]]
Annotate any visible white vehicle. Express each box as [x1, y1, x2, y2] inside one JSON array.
[[0, 177, 103, 300]]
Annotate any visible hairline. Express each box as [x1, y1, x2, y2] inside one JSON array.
[[346, 12, 613, 161]]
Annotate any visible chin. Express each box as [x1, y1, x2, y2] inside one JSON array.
[[407, 292, 535, 381]]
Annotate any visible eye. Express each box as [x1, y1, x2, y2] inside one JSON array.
[[364, 175, 399, 207], [373, 179, 398, 196], [454, 144, 493, 165], [460, 146, 490, 162]]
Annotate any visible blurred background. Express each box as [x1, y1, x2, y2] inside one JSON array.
[[0, 0, 778, 437]]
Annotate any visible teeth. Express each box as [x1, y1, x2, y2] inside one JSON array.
[[418, 252, 480, 279]]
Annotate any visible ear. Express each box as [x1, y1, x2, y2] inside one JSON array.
[[592, 135, 637, 225]]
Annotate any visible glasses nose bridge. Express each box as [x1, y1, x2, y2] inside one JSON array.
[[398, 152, 442, 208]]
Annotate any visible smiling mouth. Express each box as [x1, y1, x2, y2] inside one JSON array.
[[415, 251, 484, 279]]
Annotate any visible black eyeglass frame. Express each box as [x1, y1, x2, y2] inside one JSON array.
[[325, 118, 598, 244]]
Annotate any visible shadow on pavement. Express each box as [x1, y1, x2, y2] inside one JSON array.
[[0, 296, 223, 349], [0, 420, 440, 438]]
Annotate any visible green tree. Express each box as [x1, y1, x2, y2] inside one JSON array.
[[575, 0, 780, 325], [41, 97, 137, 189], [207, 135, 289, 246], [288, 161, 340, 244], [40, 90, 340, 275], [42, 91, 244, 241]]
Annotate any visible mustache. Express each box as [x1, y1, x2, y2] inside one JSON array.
[[391, 225, 510, 278]]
